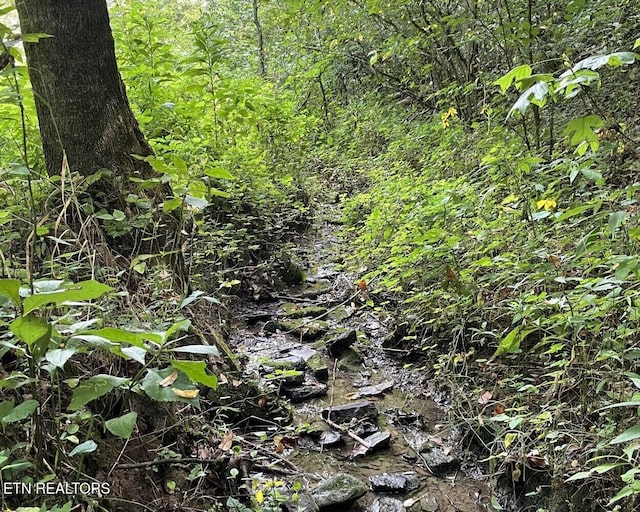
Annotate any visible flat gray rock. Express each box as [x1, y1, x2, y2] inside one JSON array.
[[322, 401, 377, 423], [367, 497, 405, 512], [311, 472, 368, 510], [369, 472, 420, 493]]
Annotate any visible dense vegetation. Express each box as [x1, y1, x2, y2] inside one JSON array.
[[1, 0, 640, 510]]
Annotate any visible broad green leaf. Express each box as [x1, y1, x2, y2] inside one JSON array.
[[171, 345, 220, 356], [608, 211, 627, 235], [140, 368, 200, 406], [68, 375, 127, 410], [569, 52, 637, 73], [204, 168, 234, 180], [68, 440, 97, 456], [184, 194, 208, 209], [163, 197, 183, 212], [494, 327, 535, 356], [2, 399, 38, 423], [10, 314, 51, 351], [610, 424, 640, 445], [494, 65, 532, 94], [85, 327, 146, 348], [170, 360, 217, 389], [564, 115, 604, 152], [105, 412, 138, 439], [121, 346, 147, 364], [162, 319, 192, 344], [45, 348, 77, 369], [508, 81, 549, 117], [23, 280, 112, 316], [0, 400, 15, 421], [0, 279, 21, 307]]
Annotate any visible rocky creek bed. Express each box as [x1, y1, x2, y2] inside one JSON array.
[[225, 208, 492, 511]]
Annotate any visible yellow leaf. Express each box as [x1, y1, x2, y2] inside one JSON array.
[[159, 371, 179, 387], [536, 199, 557, 211], [171, 388, 199, 399], [504, 432, 517, 448]]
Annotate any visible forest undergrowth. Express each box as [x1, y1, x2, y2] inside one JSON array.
[[2, 0, 640, 511]]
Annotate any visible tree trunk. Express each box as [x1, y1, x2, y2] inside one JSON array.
[[15, 0, 154, 184], [15, 0, 189, 292]]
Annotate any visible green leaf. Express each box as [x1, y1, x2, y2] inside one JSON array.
[[163, 197, 183, 212], [23, 280, 112, 316], [105, 412, 138, 439], [204, 168, 234, 180], [0, 279, 21, 307], [171, 345, 220, 356], [563, 115, 604, 152], [610, 424, 640, 445], [68, 440, 97, 456], [170, 360, 217, 389], [22, 33, 54, 43], [2, 399, 38, 424], [68, 375, 127, 410], [0, 400, 15, 421], [608, 211, 627, 235], [569, 52, 637, 73], [508, 81, 549, 117], [494, 327, 535, 357], [184, 194, 208, 209], [494, 65, 532, 94], [84, 327, 146, 348], [140, 368, 200, 406], [45, 348, 77, 369], [10, 313, 51, 349]]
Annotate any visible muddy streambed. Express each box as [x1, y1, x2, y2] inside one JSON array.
[[228, 214, 490, 511]]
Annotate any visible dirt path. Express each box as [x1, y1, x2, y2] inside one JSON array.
[[229, 206, 491, 511]]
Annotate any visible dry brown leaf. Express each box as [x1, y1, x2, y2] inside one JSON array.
[[274, 435, 284, 454], [172, 388, 199, 399], [219, 430, 234, 451], [258, 396, 267, 408], [478, 390, 493, 404], [232, 380, 243, 387], [344, 392, 360, 400], [159, 371, 179, 387], [218, 373, 229, 385], [493, 403, 505, 415], [549, 254, 561, 268]]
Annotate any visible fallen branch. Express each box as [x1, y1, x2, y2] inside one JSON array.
[[322, 416, 372, 449]]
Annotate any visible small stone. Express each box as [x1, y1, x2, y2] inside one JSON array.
[[307, 353, 329, 381], [355, 380, 395, 398], [300, 282, 333, 299], [243, 310, 272, 324], [282, 374, 328, 402], [281, 303, 328, 319], [322, 402, 378, 423], [336, 348, 364, 371], [289, 346, 318, 361], [311, 472, 368, 510], [319, 430, 342, 447], [351, 431, 391, 457], [368, 497, 405, 512], [261, 355, 305, 372], [369, 472, 420, 493], [277, 319, 330, 340], [281, 492, 319, 512], [418, 445, 461, 476], [327, 330, 357, 357], [420, 496, 439, 512]]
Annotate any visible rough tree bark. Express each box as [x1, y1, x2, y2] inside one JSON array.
[[15, 0, 188, 291], [15, 0, 154, 198]]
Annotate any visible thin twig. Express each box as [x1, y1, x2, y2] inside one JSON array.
[[322, 416, 372, 449]]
